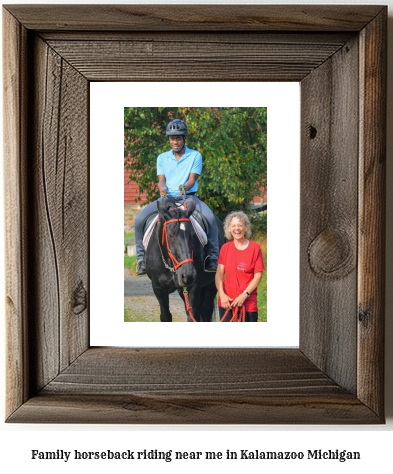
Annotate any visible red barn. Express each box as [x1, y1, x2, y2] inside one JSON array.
[[124, 169, 147, 234], [124, 168, 147, 205]]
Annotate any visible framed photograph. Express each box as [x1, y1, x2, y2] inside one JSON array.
[[121, 104, 270, 325], [3, 5, 386, 424]]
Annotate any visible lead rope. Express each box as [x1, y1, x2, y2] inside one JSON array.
[[179, 190, 199, 321], [183, 288, 197, 322], [179, 190, 197, 321], [220, 305, 246, 322]]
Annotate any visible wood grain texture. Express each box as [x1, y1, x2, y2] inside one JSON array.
[[3, 9, 30, 418], [7, 348, 379, 424], [3, 5, 384, 31], [29, 36, 89, 391], [40, 32, 354, 43], [45, 37, 348, 82], [9, 392, 378, 425], [358, 9, 387, 416], [300, 36, 359, 394], [3, 5, 386, 424]]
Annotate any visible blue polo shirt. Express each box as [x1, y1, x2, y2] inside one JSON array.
[[157, 146, 202, 196]]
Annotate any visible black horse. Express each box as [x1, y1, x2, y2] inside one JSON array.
[[145, 196, 223, 322]]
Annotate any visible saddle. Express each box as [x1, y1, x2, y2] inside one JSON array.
[[142, 207, 208, 251]]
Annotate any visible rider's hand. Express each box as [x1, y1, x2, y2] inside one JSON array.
[[179, 184, 187, 195], [160, 187, 168, 197]]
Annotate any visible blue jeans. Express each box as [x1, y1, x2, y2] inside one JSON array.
[[134, 195, 219, 263]]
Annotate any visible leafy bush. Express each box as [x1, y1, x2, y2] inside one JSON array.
[[124, 107, 267, 221], [250, 211, 267, 238]]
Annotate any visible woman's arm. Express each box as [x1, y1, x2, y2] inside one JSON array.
[[215, 263, 232, 309], [231, 272, 263, 308]]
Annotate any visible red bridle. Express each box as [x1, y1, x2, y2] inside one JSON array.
[[159, 201, 198, 322], [161, 218, 194, 270]]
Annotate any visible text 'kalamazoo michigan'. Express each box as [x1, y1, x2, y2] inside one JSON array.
[[31, 449, 360, 463]]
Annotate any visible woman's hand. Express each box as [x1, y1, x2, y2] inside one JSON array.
[[231, 292, 248, 308], [220, 293, 233, 309], [215, 264, 233, 309]]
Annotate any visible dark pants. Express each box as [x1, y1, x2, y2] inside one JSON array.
[[218, 306, 258, 322]]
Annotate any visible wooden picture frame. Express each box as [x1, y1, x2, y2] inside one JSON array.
[[3, 5, 386, 424]]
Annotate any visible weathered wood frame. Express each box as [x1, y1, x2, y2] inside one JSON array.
[[3, 5, 386, 424]]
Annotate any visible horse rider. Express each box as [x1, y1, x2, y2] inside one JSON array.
[[134, 119, 220, 276]]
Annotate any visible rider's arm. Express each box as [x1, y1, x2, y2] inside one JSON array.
[[158, 174, 167, 196], [179, 173, 200, 194]]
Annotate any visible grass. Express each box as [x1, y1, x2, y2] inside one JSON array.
[[124, 305, 158, 322], [124, 255, 137, 274], [124, 232, 137, 274], [254, 232, 267, 322]]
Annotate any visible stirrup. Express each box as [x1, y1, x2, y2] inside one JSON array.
[[204, 255, 218, 272], [136, 259, 146, 276]]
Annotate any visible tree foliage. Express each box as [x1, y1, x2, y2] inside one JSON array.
[[124, 107, 267, 219]]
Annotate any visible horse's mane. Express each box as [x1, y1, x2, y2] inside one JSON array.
[[163, 195, 182, 207], [162, 196, 187, 219]]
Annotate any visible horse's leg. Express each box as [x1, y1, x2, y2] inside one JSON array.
[[178, 287, 202, 322], [199, 281, 218, 322], [152, 284, 172, 322], [177, 291, 187, 322]]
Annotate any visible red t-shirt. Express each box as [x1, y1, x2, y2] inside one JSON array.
[[218, 240, 264, 312]]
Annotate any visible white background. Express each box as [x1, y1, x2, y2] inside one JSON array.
[[90, 82, 300, 347], [1, 0, 392, 472]]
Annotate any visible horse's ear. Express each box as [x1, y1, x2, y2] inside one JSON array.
[[157, 198, 171, 221], [185, 199, 196, 218]]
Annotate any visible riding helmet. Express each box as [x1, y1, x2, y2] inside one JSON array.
[[166, 119, 188, 136]]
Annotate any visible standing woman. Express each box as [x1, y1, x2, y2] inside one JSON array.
[[215, 211, 264, 322]]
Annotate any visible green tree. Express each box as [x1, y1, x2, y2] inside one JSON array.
[[124, 107, 267, 220]]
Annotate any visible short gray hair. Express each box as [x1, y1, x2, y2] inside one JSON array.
[[223, 211, 252, 241]]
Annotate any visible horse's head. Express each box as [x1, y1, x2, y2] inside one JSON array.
[[157, 196, 196, 221], [157, 197, 197, 288]]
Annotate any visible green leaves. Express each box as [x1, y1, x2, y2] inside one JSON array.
[[124, 107, 267, 219]]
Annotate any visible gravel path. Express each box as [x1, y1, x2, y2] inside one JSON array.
[[124, 268, 219, 322], [124, 268, 188, 322]]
